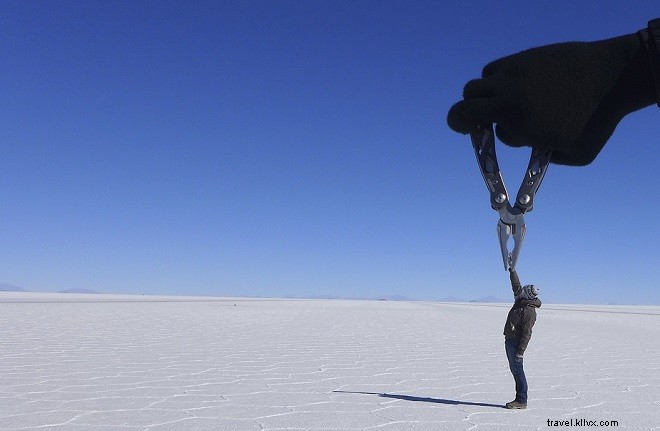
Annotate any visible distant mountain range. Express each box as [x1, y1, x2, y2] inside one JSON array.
[[302, 294, 507, 303], [0, 283, 26, 292], [57, 288, 100, 294], [440, 295, 507, 303], [471, 295, 507, 303], [0, 283, 505, 302], [0, 284, 100, 294]]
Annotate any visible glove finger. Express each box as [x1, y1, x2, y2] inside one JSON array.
[[549, 151, 579, 166], [495, 123, 527, 148], [463, 78, 493, 99], [447, 98, 502, 133], [482, 57, 506, 77]]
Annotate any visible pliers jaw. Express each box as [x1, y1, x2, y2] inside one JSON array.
[[497, 207, 526, 271]]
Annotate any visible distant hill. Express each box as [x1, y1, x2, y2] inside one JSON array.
[[471, 296, 507, 303], [0, 283, 26, 292], [439, 296, 465, 302], [440, 296, 507, 303], [58, 288, 100, 294], [377, 294, 415, 301]]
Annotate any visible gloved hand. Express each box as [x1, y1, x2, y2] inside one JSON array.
[[515, 353, 524, 363], [447, 32, 656, 166]]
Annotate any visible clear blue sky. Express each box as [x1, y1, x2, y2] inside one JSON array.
[[1, 0, 658, 304]]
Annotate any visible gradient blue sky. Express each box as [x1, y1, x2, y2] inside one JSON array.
[[1, 0, 658, 304]]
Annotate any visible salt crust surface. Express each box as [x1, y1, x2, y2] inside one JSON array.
[[1, 292, 658, 430]]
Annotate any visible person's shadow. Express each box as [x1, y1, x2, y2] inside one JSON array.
[[332, 390, 505, 409]]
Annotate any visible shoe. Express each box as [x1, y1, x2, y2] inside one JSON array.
[[505, 400, 527, 409]]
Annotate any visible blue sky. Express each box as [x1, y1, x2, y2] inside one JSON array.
[[1, 0, 658, 304]]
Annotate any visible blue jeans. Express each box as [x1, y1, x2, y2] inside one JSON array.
[[505, 338, 528, 404]]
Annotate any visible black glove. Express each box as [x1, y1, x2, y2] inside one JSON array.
[[447, 32, 656, 166]]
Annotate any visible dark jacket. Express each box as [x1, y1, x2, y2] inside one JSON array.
[[503, 269, 541, 356]]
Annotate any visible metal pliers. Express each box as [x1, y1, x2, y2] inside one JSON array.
[[470, 124, 551, 271]]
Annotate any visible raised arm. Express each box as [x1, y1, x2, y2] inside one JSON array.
[[509, 268, 522, 298]]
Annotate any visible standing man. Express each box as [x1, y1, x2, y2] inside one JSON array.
[[503, 267, 541, 409]]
